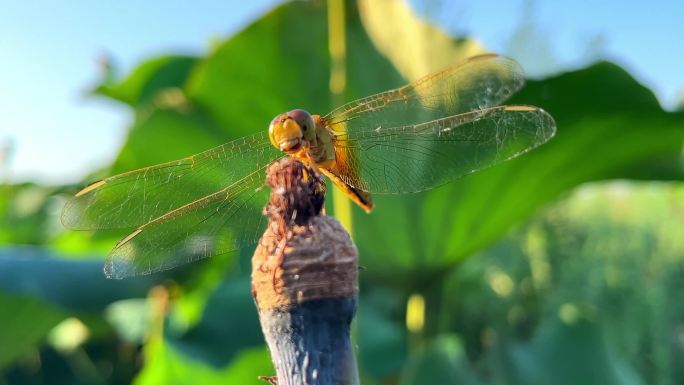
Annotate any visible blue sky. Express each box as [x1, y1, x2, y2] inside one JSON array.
[[1, 0, 682, 184]]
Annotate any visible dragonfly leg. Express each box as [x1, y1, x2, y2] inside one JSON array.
[[257, 375, 278, 385]]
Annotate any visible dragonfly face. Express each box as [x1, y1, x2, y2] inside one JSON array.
[[62, 54, 557, 279], [268, 109, 316, 153], [269, 109, 370, 211]]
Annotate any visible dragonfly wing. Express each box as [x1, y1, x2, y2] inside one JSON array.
[[330, 105, 556, 193], [104, 169, 273, 279], [324, 54, 525, 130], [62, 131, 280, 230]]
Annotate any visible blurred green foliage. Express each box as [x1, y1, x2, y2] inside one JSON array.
[[1, 1, 683, 384]]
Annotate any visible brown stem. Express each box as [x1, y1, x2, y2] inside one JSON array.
[[252, 158, 360, 385]]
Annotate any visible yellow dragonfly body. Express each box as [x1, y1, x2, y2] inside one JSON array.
[[268, 110, 374, 212], [62, 54, 556, 279]]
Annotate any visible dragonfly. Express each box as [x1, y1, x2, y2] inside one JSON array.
[[62, 54, 556, 279]]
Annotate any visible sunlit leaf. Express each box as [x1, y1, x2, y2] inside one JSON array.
[[359, 0, 484, 81], [94, 55, 198, 106], [354, 61, 684, 284]]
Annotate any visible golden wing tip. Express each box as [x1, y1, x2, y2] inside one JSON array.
[[115, 228, 143, 248], [503, 105, 538, 112], [75, 180, 106, 197]]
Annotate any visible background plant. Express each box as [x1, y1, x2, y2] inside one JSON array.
[[1, 1, 683, 384]]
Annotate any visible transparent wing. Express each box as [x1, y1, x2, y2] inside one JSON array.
[[62, 131, 280, 230], [324, 54, 526, 131], [322, 54, 555, 193], [103, 169, 271, 279], [330, 105, 556, 193], [61, 131, 283, 278]]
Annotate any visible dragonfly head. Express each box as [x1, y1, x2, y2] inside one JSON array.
[[269, 109, 316, 153]]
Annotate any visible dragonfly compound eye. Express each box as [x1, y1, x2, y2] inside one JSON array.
[[287, 109, 315, 135]]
